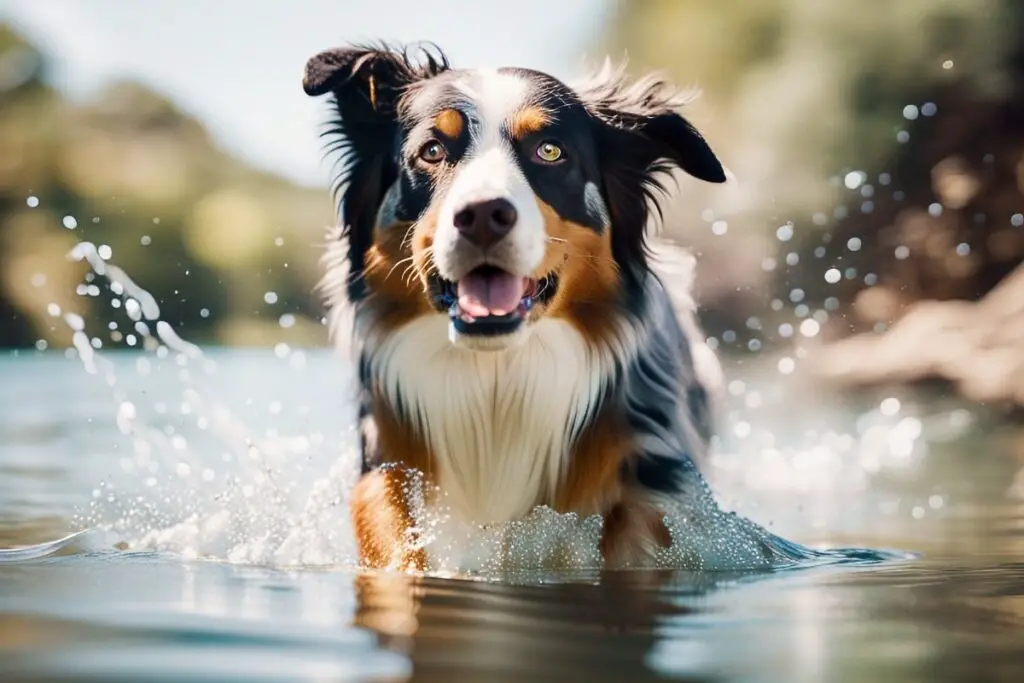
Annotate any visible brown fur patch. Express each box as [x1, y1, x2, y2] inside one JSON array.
[[351, 465, 429, 571], [554, 410, 630, 516], [433, 108, 464, 139], [534, 200, 621, 342], [361, 211, 439, 334], [507, 106, 550, 140], [370, 396, 436, 478], [599, 502, 673, 569]]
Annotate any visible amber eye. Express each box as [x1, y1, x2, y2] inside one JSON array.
[[535, 141, 563, 163], [419, 140, 447, 164]]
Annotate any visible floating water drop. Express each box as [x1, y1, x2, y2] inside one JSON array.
[[880, 397, 901, 416], [902, 104, 919, 120], [799, 319, 820, 338], [26, 196, 39, 208], [824, 268, 841, 284], [62, 215, 78, 230], [775, 223, 794, 241], [843, 171, 866, 190]]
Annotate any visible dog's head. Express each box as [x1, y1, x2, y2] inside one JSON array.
[[305, 44, 726, 351]]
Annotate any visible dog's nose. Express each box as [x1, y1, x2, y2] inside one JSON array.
[[452, 198, 517, 249]]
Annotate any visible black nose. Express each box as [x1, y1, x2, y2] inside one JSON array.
[[452, 198, 517, 249]]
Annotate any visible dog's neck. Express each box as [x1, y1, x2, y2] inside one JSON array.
[[365, 313, 627, 524]]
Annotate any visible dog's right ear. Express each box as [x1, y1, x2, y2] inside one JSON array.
[[303, 45, 448, 116], [303, 44, 449, 302]]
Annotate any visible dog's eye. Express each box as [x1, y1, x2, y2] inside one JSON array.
[[535, 141, 564, 163], [419, 140, 447, 164]]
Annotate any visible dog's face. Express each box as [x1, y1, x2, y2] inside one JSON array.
[[305, 45, 726, 350]]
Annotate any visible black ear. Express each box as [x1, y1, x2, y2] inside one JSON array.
[[576, 61, 726, 184], [575, 61, 726, 301], [303, 44, 449, 302]]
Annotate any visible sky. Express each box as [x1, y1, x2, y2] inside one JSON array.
[[0, 0, 613, 187]]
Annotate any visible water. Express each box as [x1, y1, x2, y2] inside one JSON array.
[[1, 347, 1022, 682]]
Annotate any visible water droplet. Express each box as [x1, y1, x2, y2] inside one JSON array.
[[843, 171, 866, 190], [711, 220, 728, 235], [824, 268, 841, 284], [902, 104, 919, 120], [777, 357, 795, 375], [880, 397, 901, 416], [761, 257, 777, 272], [199, 308, 210, 319], [896, 130, 910, 144], [846, 237, 862, 252], [824, 297, 839, 311], [264, 291, 279, 305], [34, 339, 48, 351], [785, 252, 799, 266], [778, 323, 793, 338], [894, 246, 910, 260], [1011, 213, 1023, 227], [789, 288, 805, 303], [928, 495, 944, 510], [98, 244, 113, 259], [274, 342, 290, 358], [955, 242, 970, 256], [62, 215, 78, 230], [921, 102, 937, 117], [141, 235, 152, 246], [776, 223, 794, 242], [942, 59, 954, 70], [278, 314, 296, 329], [912, 506, 925, 519], [928, 203, 943, 217], [799, 319, 820, 338], [26, 196, 39, 208], [864, 273, 878, 286]]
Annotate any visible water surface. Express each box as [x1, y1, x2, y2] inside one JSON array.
[[1, 351, 1022, 682]]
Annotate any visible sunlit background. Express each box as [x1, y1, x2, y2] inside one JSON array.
[[2, 0, 1022, 410], [1, 2, 1023, 681]]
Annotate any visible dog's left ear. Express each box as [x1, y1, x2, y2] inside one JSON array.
[[576, 61, 726, 184], [575, 61, 726, 298]]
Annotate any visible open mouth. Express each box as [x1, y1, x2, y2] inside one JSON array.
[[435, 265, 556, 337]]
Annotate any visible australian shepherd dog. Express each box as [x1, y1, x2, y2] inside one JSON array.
[[303, 43, 802, 572]]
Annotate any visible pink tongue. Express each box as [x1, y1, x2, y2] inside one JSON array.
[[457, 270, 526, 317]]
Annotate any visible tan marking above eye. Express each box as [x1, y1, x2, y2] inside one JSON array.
[[433, 109, 464, 139], [508, 106, 550, 140]]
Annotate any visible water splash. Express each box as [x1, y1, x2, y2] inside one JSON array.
[[5, 238, 924, 574]]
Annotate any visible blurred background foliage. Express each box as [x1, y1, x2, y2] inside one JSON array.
[[1, 0, 1022, 404]]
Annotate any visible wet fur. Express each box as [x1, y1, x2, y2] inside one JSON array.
[[306, 43, 733, 570]]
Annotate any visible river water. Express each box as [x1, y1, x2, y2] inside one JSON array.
[[1, 348, 1022, 682]]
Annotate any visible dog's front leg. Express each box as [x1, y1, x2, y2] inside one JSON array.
[[350, 464, 428, 572]]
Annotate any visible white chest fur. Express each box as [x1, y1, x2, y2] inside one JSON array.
[[369, 314, 615, 523]]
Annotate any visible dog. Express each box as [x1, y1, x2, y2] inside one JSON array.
[[303, 43, 788, 572]]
